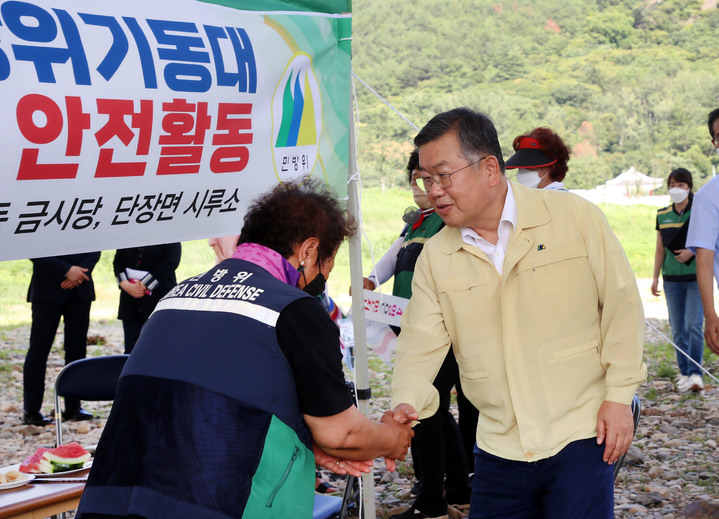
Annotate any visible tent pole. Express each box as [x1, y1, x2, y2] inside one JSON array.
[[347, 99, 377, 519]]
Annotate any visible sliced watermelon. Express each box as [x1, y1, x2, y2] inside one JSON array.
[[21, 443, 91, 474], [19, 447, 50, 473], [40, 442, 91, 473]]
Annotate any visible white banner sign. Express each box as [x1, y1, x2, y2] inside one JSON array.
[[362, 289, 408, 327], [0, 0, 351, 261]]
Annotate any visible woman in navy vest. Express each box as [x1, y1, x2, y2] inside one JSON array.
[[79, 179, 413, 519]]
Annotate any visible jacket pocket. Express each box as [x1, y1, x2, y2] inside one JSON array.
[[537, 330, 605, 422], [548, 341, 599, 362], [539, 328, 601, 363], [436, 276, 487, 294], [455, 356, 490, 380], [455, 355, 508, 416], [514, 243, 587, 274], [266, 445, 300, 508]]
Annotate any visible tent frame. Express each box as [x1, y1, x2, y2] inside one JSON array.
[[346, 102, 377, 519]]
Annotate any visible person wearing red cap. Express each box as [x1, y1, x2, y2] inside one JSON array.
[[505, 128, 571, 190]]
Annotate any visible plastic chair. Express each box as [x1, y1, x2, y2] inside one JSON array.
[[313, 493, 343, 519], [339, 474, 360, 517], [53, 354, 129, 447], [613, 394, 641, 481], [312, 475, 359, 519]]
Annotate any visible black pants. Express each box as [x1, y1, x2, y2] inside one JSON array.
[[411, 349, 478, 514], [24, 299, 91, 413], [122, 320, 144, 354], [457, 381, 480, 471]]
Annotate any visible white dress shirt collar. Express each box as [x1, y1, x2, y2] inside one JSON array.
[[460, 180, 517, 275]]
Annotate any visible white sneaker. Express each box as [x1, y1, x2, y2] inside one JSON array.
[[676, 375, 691, 392], [688, 374, 704, 391]]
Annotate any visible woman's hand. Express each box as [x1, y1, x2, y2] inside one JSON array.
[[120, 280, 146, 298], [313, 442, 373, 477], [349, 277, 376, 296], [674, 249, 695, 264], [363, 277, 377, 290], [650, 278, 661, 297]]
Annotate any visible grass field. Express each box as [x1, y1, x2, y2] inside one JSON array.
[[0, 187, 659, 327]]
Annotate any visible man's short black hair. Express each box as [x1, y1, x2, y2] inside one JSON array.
[[414, 107, 505, 172]]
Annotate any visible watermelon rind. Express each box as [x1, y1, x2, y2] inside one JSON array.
[[42, 451, 91, 465], [38, 459, 86, 473], [42, 443, 91, 465]]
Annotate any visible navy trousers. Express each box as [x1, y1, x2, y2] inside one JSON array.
[[470, 438, 614, 519], [122, 320, 144, 354]]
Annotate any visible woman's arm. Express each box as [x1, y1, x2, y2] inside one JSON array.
[[365, 232, 406, 289], [305, 406, 411, 461], [651, 230, 665, 297], [276, 299, 412, 470]]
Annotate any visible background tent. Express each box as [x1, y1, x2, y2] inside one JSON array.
[[604, 167, 664, 197]]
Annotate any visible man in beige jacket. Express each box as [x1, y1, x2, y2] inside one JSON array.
[[391, 107, 646, 519]]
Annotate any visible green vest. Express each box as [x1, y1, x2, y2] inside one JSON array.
[[656, 203, 696, 282], [392, 211, 445, 299]]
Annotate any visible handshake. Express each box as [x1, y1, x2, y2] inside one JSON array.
[[312, 403, 420, 478]]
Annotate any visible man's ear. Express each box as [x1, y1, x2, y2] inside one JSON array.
[[485, 155, 503, 187]]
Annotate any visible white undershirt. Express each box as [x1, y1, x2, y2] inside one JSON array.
[[460, 181, 517, 275]]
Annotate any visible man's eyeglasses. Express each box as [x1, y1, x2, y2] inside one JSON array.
[[417, 156, 488, 192], [712, 134, 719, 147]]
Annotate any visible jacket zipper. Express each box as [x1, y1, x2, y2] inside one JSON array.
[[266, 446, 300, 508]]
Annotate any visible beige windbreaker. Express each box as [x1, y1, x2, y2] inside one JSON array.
[[391, 182, 647, 462]]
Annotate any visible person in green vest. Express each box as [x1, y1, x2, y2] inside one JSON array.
[[364, 151, 477, 519], [651, 168, 705, 392]]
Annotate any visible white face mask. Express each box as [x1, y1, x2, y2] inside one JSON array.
[[715, 147, 719, 155], [668, 187, 689, 204], [515, 169, 541, 189]]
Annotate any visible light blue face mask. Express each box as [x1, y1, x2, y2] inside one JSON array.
[[515, 169, 542, 188]]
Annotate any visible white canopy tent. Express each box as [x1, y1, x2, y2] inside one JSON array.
[[604, 166, 663, 196]]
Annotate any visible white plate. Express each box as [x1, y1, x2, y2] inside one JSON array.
[[34, 460, 93, 478], [0, 472, 34, 490]]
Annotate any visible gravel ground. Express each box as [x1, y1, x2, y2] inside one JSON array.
[[2, 280, 719, 518]]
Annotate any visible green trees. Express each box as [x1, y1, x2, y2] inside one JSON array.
[[351, 0, 719, 191]]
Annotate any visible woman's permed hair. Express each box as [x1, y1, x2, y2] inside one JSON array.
[[512, 127, 571, 182], [238, 177, 356, 265]]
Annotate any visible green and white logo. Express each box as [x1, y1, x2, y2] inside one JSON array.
[[271, 53, 322, 181]]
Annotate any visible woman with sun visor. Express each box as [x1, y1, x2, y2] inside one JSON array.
[[505, 127, 571, 190]]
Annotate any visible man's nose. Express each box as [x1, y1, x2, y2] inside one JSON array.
[[427, 180, 446, 197]]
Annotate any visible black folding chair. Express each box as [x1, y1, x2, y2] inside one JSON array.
[[53, 354, 129, 447], [613, 394, 641, 481]]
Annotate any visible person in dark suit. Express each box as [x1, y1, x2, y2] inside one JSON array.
[[24, 252, 101, 426], [113, 244, 181, 353]]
